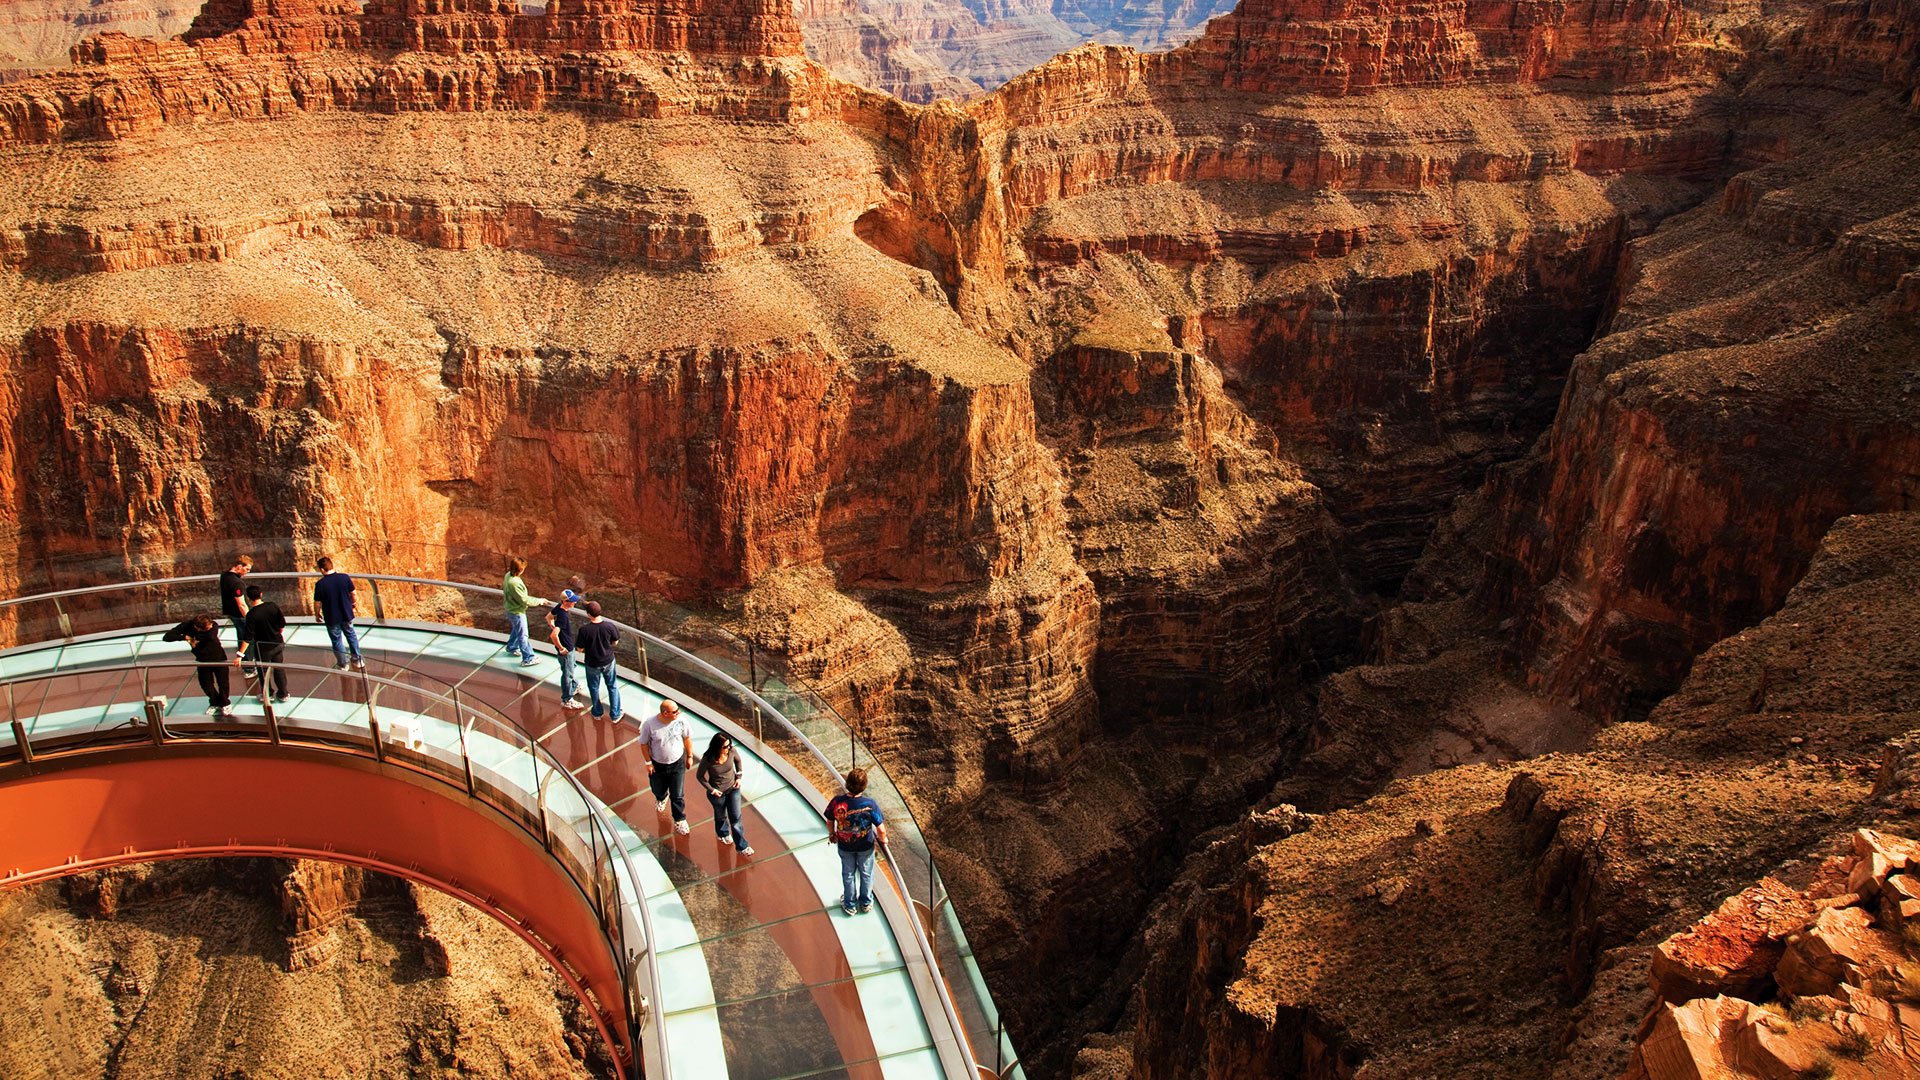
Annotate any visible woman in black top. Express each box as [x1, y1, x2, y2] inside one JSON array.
[[163, 612, 238, 715], [696, 733, 753, 856]]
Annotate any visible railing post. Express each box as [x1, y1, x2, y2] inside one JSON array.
[[369, 578, 387, 623], [363, 670, 384, 762], [52, 596, 72, 640], [637, 642, 650, 684], [747, 641, 756, 690], [453, 688, 477, 796], [144, 694, 167, 746], [10, 719, 33, 765], [261, 666, 281, 745], [753, 704, 763, 747], [537, 765, 553, 851]]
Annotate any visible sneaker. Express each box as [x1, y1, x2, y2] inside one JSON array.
[[716, 830, 732, 843], [273, 693, 289, 703], [655, 798, 669, 813], [609, 714, 624, 726], [569, 691, 587, 703], [673, 819, 690, 836], [206, 705, 223, 716], [562, 699, 586, 711], [334, 662, 349, 671], [842, 903, 857, 916], [218, 706, 235, 718], [350, 658, 366, 672], [857, 902, 872, 914], [738, 846, 754, 857], [519, 658, 539, 668]]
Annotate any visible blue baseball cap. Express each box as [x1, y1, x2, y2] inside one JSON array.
[[562, 589, 581, 602]]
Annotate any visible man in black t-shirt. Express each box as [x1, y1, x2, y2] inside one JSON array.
[[547, 592, 584, 711], [238, 585, 290, 703], [218, 555, 252, 652], [575, 601, 622, 724]]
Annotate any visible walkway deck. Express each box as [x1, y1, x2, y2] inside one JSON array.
[[0, 621, 951, 1080]]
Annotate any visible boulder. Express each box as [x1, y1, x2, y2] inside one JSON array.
[[1775, 906, 1903, 999]]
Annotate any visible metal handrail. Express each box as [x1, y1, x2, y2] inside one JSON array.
[[0, 654, 658, 1080], [0, 568, 999, 1077]]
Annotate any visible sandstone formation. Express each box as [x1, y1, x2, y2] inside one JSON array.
[[0, 0, 1911, 1074], [0, 859, 596, 1078], [1626, 830, 1920, 1080], [0, 0, 201, 78], [1112, 510, 1920, 1078]]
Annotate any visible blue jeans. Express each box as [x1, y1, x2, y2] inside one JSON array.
[[505, 612, 533, 661], [585, 662, 620, 720], [839, 847, 874, 910], [325, 621, 362, 667], [709, 788, 748, 850], [557, 650, 578, 701]]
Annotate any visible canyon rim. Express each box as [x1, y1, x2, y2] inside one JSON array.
[[0, 0, 1916, 1076]]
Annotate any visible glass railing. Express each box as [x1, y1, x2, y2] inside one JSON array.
[[0, 655, 655, 1078], [2, 538, 1023, 1078]]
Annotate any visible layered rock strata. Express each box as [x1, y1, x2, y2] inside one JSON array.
[[1117, 510, 1920, 1078], [0, 0, 1894, 1072]]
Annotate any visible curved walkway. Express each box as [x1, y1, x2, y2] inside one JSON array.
[[0, 620, 958, 1080]]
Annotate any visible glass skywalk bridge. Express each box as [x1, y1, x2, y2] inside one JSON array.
[[0, 561, 1024, 1080]]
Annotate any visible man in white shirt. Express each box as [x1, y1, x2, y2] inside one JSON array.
[[640, 700, 696, 835]]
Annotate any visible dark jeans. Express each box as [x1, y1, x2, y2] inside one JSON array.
[[252, 642, 289, 698], [708, 787, 749, 851], [197, 663, 231, 709], [648, 758, 687, 822], [230, 615, 249, 655]]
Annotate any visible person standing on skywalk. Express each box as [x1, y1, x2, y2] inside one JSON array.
[[237, 584, 290, 704], [312, 556, 366, 672], [642, 699, 695, 836], [502, 557, 549, 668]]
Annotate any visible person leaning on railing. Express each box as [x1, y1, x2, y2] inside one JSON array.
[[163, 612, 239, 717]]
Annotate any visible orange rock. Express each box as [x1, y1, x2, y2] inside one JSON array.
[[1775, 906, 1903, 999], [1625, 996, 1802, 1080], [1651, 877, 1820, 1004]]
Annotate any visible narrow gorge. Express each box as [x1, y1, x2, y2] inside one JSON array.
[[0, 0, 1914, 1075]]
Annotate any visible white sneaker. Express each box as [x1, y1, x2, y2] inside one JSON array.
[[205, 705, 222, 716], [655, 798, 669, 813], [673, 819, 690, 835], [562, 699, 586, 711], [350, 658, 366, 672]]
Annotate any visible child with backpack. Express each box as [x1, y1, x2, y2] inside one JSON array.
[[824, 768, 886, 915]]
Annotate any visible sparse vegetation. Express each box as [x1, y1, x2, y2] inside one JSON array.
[[1788, 996, 1833, 1024], [1834, 1027, 1874, 1060], [1800, 1060, 1836, 1080]]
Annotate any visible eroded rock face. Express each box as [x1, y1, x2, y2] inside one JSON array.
[[1116, 511, 1920, 1079], [1626, 832, 1920, 1080], [0, 859, 594, 1078], [0, 0, 1905, 1072]]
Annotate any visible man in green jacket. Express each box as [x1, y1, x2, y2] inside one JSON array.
[[502, 556, 549, 667]]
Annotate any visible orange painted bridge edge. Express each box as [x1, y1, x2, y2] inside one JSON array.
[[0, 747, 636, 1077]]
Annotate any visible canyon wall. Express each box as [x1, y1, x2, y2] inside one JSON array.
[[0, 0, 1906, 1074]]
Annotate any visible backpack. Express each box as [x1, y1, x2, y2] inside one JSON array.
[[830, 798, 878, 846]]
